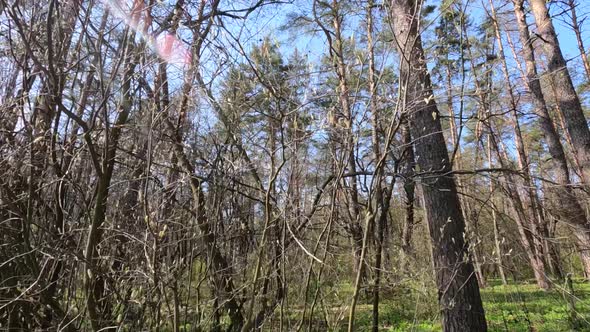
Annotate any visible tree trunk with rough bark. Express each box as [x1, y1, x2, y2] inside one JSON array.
[[488, 136, 508, 285], [400, 120, 415, 259], [566, 0, 590, 80], [389, 1, 487, 330], [514, 0, 590, 278], [530, 0, 590, 185]]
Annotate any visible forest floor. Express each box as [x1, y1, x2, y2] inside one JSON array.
[[259, 279, 590, 331], [350, 280, 590, 332]]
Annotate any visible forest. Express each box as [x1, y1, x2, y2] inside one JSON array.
[[2, 0, 590, 330]]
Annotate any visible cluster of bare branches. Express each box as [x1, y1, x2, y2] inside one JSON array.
[[1, 0, 590, 331]]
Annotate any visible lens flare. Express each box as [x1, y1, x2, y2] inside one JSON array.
[[103, 0, 191, 66]]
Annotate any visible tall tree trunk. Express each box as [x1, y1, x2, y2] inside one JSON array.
[[489, 0, 548, 276], [400, 120, 415, 259], [513, 0, 590, 278], [315, 0, 365, 279], [459, 5, 548, 288], [389, 1, 487, 330], [366, 3, 386, 331], [489, 132, 550, 289], [488, 137, 508, 285], [334, 0, 363, 275], [529, 0, 590, 185], [566, 0, 590, 80]]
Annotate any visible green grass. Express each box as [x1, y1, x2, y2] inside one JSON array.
[[480, 280, 590, 332], [184, 279, 590, 331], [277, 280, 590, 331], [364, 280, 590, 332]]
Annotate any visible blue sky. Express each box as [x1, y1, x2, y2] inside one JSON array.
[[156, 0, 590, 139], [253, 0, 590, 68]]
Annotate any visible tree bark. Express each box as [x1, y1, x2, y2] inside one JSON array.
[[488, 135, 507, 285], [514, 0, 590, 278], [367, 3, 385, 331], [530, 0, 590, 185], [566, 0, 590, 80], [489, 0, 550, 278], [389, 1, 487, 330], [400, 120, 415, 259], [489, 131, 550, 289]]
